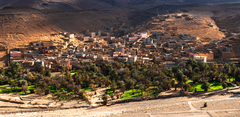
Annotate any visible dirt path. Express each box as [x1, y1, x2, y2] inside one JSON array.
[[2, 93, 240, 117]]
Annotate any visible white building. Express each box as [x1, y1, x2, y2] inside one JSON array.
[[194, 56, 207, 63]]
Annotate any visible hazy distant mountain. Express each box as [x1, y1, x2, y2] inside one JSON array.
[[1, 0, 240, 11]]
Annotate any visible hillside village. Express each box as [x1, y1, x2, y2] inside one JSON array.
[[3, 13, 240, 71]]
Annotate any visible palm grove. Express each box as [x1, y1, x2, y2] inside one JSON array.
[[0, 58, 239, 101]]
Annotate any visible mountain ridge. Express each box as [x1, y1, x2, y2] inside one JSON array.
[[1, 0, 240, 11]]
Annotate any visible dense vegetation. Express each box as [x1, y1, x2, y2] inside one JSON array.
[[0, 59, 238, 101]]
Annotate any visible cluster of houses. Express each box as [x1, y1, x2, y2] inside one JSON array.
[[6, 13, 232, 71]]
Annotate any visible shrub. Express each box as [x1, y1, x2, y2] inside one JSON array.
[[29, 88, 35, 94], [36, 87, 42, 95], [19, 80, 28, 87], [45, 88, 50, 95], [222, 82, 227, 89], [204, 102, 207, 107], [1, 89, 9, 93], [74, 85, 81, 94], [237, 81, 240, 86], [79, 91, 88, 101], [22, 85, 28, 94], [201, 81, 210, 92], [102, 94, 108, 105], [57, 91, 62, 97], [67, 84, 74, 92]]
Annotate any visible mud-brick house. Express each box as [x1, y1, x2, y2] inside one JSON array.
[[83, 36, 90, 41], [118, 55, 128, 63], [11, 60, 24, 64], [70, 59, 79, 68], [61, 54, 69, 58], [32, 51, 40, 58], [112, 38, 123, 43], [18, 47, 28, 52], [132, 44, 141, 49], [77, 46, 86, 52], [58, 59, 72, 70], [0, 46, 7, 51], [23, 60, 35, 67], [198, 52, 214, 61], [128, 56, 137, 63], [23, 51, 33, 58], [42, 41, 53, 47], [48, 49, 59, 55], [194, 56, 207, 63], [35, 60, 45, 67], [57, 42, 68, 49], [126, 50, 137, 55], [67, 34, 75, 39], [31, 42, 41, 47], [10, 51, 22, 58], [164, 54, 174, 61], [82, 59, 90, 65], [115, 47, 124, 54], [164, 48, 174, 53], [76, 52, 85, 58], [48, 57, 57, 63], [39, 47, 48, 54]]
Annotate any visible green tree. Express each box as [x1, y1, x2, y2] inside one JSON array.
[[102, 94, 108, 105], [110, 80, 117, 94], [208, 71, 216, 81], [176, 70, 187, 90], [222, 82, 227, 89], [39, 65, 45, 74], [19, 80, 28, 87], [21, 85, 28, 94], [221, 74, 228, 82], [201, 81, 210, 91], [138, 84, 145, 96], [183, 84, 191, 91]]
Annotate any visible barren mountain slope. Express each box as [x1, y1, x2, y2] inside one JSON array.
[[0, 8, 132, 47], [213, 14, 240, 32]]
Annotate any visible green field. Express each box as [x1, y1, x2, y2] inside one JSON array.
[[81, 87, 91, 91], [188, 81, 234, 92], [105, 86, 160, 99], [121, 89, 143, 99], [0, 84, 9, 87]]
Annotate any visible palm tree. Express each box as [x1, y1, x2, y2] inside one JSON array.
[[138, 84, 145, 96], [208, 71, 216, 81], [209, 62, 218, 72], [221, 74, 228, 82], [201, 81, 210, 92], [183, 84, 191, 91], [110, 80, 117, 94], [176, 70, 187, 90], [126, 79, 135, 94]]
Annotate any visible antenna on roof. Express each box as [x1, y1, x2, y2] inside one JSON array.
[[157, 8, 159, 15]]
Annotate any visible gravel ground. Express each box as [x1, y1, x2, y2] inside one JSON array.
[[2, 94, 240, 117], [191, 98, 240, 110], [209, 110, 240, 117]]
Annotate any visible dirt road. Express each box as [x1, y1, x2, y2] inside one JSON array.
[[2, 93, 240, 117]]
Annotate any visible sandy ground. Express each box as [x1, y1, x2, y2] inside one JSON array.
[[0, 88, 240, 117], [1, 93, 240, 117]]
